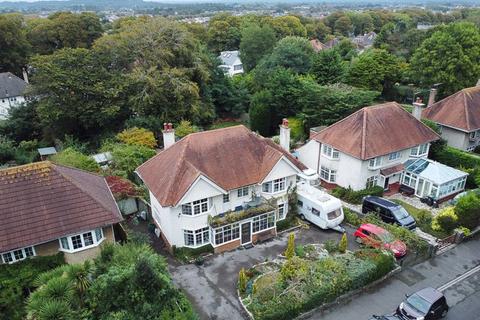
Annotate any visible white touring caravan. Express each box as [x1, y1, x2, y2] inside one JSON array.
[[296, 180, 345, 232]]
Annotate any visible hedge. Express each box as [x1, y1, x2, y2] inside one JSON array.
[[430, 145, 480, 169], [0, 253, 65, 320], [331, 186, 384, 204]]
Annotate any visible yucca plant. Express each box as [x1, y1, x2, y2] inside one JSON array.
[[37, 300, 73, 320]]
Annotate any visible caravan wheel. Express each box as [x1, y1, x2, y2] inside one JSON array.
[[300, 214, 305, 220]]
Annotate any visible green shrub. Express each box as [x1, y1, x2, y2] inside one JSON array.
[[284, 233, 295, 259], [252, 272, 282, 303], [332, 186, 383, 204], [338, 233, 348, 253], [295, 245, 306, 258], [280, 256, 309, 282], [432, 207, 459, 233], [238, 268, 248, 294], [51, 148, 100, 172], [287, 117, 306, 142], [0, 254, 65, 320], [455, 226, 471, 237], [431, 145, 480, 169], [343, 207, 361, 226], [323, 239, 338, 254], [455, 192, 480, 229]]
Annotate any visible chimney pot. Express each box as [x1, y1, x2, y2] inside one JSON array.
[[282, 118, 289, 128]]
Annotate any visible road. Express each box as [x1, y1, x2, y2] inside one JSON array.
[[308, 235, 480, 320]]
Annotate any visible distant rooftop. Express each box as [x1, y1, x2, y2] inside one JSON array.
[[0, 72, 28, 99], [218, 50, 241, 66]]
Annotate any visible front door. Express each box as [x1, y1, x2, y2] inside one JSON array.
[[384, 177, 390, 190], [241, 222, 251, 245], [416, 178, 425, 197]]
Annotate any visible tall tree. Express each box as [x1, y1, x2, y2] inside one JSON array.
[[259, 36, 314, 74], [270, 16, 307, 38], [345, 48, 403, 92], [0, 14, 30, 73], [239, 23, 277, 71], [410, 22, 480, 96], [310, 49, 345, 85], [305, 20, 331, 41]]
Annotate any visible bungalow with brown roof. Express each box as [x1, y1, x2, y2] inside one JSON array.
[[0, 162, 123, 264], [296, 103, 466, 201], [136, 124, 305, 253], [422, 86, 480, 152]]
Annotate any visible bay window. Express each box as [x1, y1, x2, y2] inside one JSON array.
[[320, 166, 336, 183], [59, 228, 104, 253], [184, 227, 210, 247], [1, 246, 35, 264], [181, 198, 209, 216]]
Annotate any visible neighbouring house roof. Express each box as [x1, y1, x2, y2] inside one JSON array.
[[312, 102, 440, 160], [136, 125, 306, 207], [324, 38, 340, 49], [380, 163, 405, 177], [218, 50, 241, 66], [352, 32, 377, 48], [0, 72, 28, 99], [422, 86, 480, 132], [38, 147, 57, 156], [404, 158, 467, 185], [0, 162, 123, 253], [310, 39, 327, 52]]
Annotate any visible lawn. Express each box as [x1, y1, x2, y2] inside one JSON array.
[[392, 199, 449, 239]]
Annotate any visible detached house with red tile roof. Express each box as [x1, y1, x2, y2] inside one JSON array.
[[422, 86, 480, 152], [296, 103, 467, 201], [136, 124, 305, 253], [0, 162, 123, 264]]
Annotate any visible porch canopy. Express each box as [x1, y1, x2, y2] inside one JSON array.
[[402, 158, 468, 200]]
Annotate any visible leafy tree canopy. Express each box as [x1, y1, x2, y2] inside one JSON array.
[[239, 23, 277, 72], [117, 127, 157, 149], [51, 148, 100, 172]]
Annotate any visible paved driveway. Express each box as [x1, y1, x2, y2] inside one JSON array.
[[169, 225, 358, 320]]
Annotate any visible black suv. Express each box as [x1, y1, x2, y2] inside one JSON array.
[[362, 196, 416, 230], [396, 287, 449, 320]]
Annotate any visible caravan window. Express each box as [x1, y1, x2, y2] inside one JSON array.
[[311, 207, 320, 217], [297, 200, 303, 207], [327, 209, 342, 220]]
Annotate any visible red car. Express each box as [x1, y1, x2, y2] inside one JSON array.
[[354, 223, 407, 258]]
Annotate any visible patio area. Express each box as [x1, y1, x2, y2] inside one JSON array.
[[386, 193, 448, 216]]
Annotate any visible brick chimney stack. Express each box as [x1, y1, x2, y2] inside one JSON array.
[[162, 123, 175, 149], [279, 118, 291, 152]]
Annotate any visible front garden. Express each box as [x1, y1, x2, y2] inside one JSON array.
[[238, 234, 397, 320]]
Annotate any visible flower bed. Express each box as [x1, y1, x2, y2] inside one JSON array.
[[238, 245, 396, 320]]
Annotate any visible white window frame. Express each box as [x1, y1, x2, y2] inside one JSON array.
[[237, 186, 249, 197], [59, 228, 104, 253], [214, 223, 240, 246], [183, 227, 210, 247], [278, 202, 287, 220], [181, 198, 210, 216], [366, 175, 378, 188], [223, 193, 230, 203], [1, 246, 36, 264], [322, 144, 339, 159], [411, 143, 429, 157], [252, 212, 275, 233], [388, 151, 401, 161], [368, 157, 382, 168], [469, 131, 477, 140], [320, 166, 336, 183]]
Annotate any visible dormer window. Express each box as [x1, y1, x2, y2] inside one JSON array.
[[322, 145, 339, 159], [262, 178, 286, 193], [181, 198, 209, 216], [388, 151, 401, 161]]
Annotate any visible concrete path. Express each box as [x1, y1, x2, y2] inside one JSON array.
[[306, 235, 480, 320], [169, 225, 357, 320]]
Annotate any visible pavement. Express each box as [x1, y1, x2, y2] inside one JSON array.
[[307, 235, 480, 320], [169, 225, 358, 320]]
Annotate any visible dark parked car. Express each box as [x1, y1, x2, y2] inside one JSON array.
[[362, 196, 416, 230], [396, 287, 448, 320]]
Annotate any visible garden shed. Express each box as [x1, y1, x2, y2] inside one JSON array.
[[401, 158, 468, 201]]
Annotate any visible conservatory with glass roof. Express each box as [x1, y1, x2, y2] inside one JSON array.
[[401, 158, 468, 201]]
